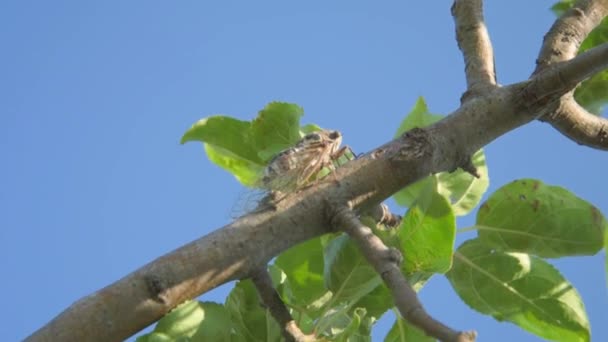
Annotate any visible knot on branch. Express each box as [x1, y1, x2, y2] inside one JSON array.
[[144, 274, 171, 304], [396, 128, 433, 161], [458, 155, 480, 178]]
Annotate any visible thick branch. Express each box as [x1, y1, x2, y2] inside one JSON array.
[[251, 268, 314, 342], [452, 0, 497, 99], [534, 0, 608, 149], [330, 205, 476, 342], [519, 42, 608, 113], [533, 42, 608, 149], [541, 94, 608, 149]]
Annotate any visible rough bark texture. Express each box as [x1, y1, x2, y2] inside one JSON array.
[[535, 0, 608, 149]]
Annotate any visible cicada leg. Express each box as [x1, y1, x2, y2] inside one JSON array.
[[331, 146, 356, 166], [314, 146, 357, 182]]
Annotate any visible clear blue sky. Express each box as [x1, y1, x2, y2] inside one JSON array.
[[1, 1, 606, 341]]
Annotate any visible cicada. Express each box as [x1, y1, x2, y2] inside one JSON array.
[[261, 130, 350, 193], [233, 129, 356, 216]]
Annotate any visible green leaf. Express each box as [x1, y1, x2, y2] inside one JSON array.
[[476, 179, 606, 258], [393, 177, 437, 210], [436, 149, 489, 215], [204, 144, 264, 186], [149, 300, 203, 339], [447, 239, 590, 342], [399, 191, 456, 276], [181, 116, 259, 162], [135, 300, 213, 342], [550, 1, 573, 16], [275, 237, 327, 305], [251, 102, 303, 153], [351, 283, 392, 320], [324, 235, 383, 305], [316, 305, 372, 342], [394, 97, 443, 136], [393, 97, 489, 216], [605, 229, 608, 287], [190, 302, 232, 341], [267, 264, 293, 303], [384, 316, 434, 342], [225, 280, 282, 342], [300, 123, 323, 135], [181, 102, 307, 186], [573, 67, 608, 115]]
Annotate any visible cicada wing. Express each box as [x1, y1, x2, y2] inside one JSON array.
[[229, 187, 269, 218]]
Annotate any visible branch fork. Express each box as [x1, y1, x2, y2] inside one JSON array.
[[329, 204, 476, 342]]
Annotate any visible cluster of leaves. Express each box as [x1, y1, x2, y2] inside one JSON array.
[[552, 0, 608, 114], [138, 97, 606, 342]]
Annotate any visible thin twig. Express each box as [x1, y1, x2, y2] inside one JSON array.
[[452, 0, 497, 100], [330, 205, 476, 342], [251, 267, 316, 342]]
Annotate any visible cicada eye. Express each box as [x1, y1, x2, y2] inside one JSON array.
[[304, 133, 322, 141], [328, 130, 341, 140]]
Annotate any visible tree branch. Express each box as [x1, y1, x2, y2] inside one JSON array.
[[452, 0, 497, 100], [522, 42, 608, 109], [534, 0, 608, 149], [541, 94, 608, 149], [251, 268, 314, 342], [329, 205, 476, 342], [535, 0, 608, 72]]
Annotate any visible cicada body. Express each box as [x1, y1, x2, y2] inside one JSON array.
[[231, 129, 356, 217], [261, 130, 344, 193]]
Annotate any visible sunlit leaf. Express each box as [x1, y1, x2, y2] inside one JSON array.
[[252, 102, 304, 160], [204, 144, 264, 186], [394, 97, 443, 136], [190, 302, 232, 341], [476, 179, 606, 258], [437, 149, 489, 215], [447, 239, 590, 342], [181, 116, 259, 161], [316, 305, 372, 342], [181, 102, 308, 186], [300, 123, 323, 135], [136, 301, 232, 342]]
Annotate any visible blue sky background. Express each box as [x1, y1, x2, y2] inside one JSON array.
[[1, 1, 606, 341]]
